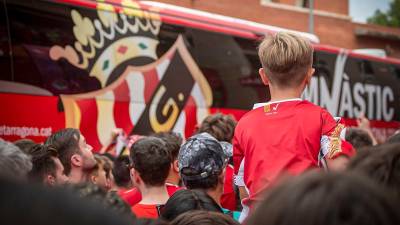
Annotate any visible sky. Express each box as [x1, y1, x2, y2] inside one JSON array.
[[349, 0, 392, 23]]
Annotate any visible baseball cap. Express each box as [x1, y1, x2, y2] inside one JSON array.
[[178, 133, 229, 181]]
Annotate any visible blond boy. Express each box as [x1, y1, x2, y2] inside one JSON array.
[[233, 32, 346, 213]]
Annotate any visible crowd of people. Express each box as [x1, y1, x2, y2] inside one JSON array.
[[1, 32, 400, 225]]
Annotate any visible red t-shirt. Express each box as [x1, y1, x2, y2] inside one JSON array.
[[131, 204, 160, 218], [119, 184, 183, 206], [233, 99, 343, 206], [221, 164, 237, 211]]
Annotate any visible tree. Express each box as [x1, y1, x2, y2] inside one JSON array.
[[367, 0, 400, 27]]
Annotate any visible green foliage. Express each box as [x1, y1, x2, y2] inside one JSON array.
[[367, 0, 400, 27]]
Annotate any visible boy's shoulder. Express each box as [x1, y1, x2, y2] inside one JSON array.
[[236, 100, 330, 129]]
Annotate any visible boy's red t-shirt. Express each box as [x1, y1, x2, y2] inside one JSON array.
[[131, 204, 160, 218], [233, 99, 344, 206], [119, 184, 183, 206]]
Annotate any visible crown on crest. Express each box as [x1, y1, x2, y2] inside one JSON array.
[[50, 0, 162, 86]]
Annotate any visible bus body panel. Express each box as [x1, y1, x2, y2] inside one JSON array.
[[1, 0, 399, 149]]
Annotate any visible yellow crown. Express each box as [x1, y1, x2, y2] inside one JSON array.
[[50, 0, 161, 86]]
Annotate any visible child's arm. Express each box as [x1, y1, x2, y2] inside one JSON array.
[[318, 110, 352, 170]]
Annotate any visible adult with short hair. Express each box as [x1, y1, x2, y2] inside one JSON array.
[[151, 131, 183, 187], [129, 136, 171, 218], [178, 133, 240, 221], [28, 144, 68, 186], [46, 128, 96, 184], [198, 113, 239, 211]]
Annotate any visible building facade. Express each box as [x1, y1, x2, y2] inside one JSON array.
[[150, 0, 400, 58]]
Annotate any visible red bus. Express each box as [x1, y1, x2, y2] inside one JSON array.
[[1, 0, 399, 150]]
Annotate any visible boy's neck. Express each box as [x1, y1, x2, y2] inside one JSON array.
[[139, 185, 169, 205], [268, 85, 304, 102], [166, 172, 180, 186]]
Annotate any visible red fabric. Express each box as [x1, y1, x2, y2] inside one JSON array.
[[118, 188, 141, 206], [119, 184, 183, 206], [131, 204, 159, 219], [333, 140, 356, 159], [221, 164, 237, 211], [233, 100, 340, 206]]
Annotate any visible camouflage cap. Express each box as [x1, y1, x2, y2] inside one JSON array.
[[178, 133, 228, 181]]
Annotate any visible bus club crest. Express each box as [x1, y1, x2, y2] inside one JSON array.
[[49, 0, 213, 149]]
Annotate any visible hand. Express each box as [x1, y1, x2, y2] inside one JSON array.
[[356, 113, 371, 130], [110, 128, 124, 139]]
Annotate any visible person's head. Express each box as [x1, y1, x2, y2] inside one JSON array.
[[0, 140, 32, 181], [178, 133, 228, 191], [197, 113, 237, 143], [171, 211, 240, 225], [112, 155, 132, 189], [28, 144, 68, 186], [129, 137, 171, 188], [347, 143, 400, 197], [345, 128, 373, 150], [151, 131, 183, 184], [0, 179, 134, 225], [161, 189, 222, 221], [100, 155, 115, 188], [247, 172, 400, 225], [258, 32, 314, 90], [67, 183, 134, 220], [89, 155, 111, 190], [13, 139, 36, 154], [46, 128, 96, 180]]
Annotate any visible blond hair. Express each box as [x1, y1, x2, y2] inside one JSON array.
[[258, 32, 313, 88]]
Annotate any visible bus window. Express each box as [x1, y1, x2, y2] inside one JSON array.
[[184, 28, 266, 109], [6, 0, 101, 95]]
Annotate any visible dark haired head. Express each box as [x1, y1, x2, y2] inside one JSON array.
[[67, 183, 134, 220], [197, 113, 237, 143], [45, 128, 81, 175], [171, 210, 239, 225], [345, 128, 373, 150], [13, 139, 36, 154], [130, 137, 171, 186], [28, 144, 59, 183], [161, 189, 222, 221], [348, 143, 400, 197], [151, 131, 183, 161], [113, 155, 132, 188], [247, 172, 400, 225], [0, 179, 134, 225]]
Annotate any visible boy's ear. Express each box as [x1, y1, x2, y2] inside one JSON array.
[[258, 68, 269, 86], [173, 160, 179, 173], [305, 67, 315, 85], [130, 168, 141, 185]]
